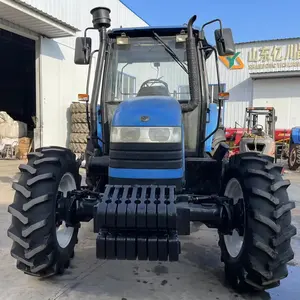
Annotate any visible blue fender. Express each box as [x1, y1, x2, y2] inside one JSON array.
[[291, 127, 300, 145]]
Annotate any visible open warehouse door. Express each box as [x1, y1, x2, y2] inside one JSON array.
[[0, 0, 79, 159], [0, 28, 35, 159], [0, 29, 35, 129], [253, 77, 300, 129]]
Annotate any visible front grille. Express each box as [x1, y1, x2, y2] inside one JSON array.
[[110, 142, 183, 170]]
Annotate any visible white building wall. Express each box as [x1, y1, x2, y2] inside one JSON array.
[[206, 38, 300, 128], [22, 0, 148, 48], [22, 0, 148, 147], [252, 78, 300, 128], [206, 43, 254, 128]]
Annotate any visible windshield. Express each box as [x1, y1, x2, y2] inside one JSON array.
[[105, 35, 190, 102]]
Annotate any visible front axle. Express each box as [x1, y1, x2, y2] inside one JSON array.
[[57, 184, 239, 261]]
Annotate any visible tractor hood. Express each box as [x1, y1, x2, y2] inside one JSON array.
[[111, 96, 182, 127]]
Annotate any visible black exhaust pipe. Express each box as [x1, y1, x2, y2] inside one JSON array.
[[181, 15, 201, 113], [89, 7, 111, 149]]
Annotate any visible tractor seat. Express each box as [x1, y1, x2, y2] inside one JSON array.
[[252, 128, 265, 137], [136, 85, 170, 97]]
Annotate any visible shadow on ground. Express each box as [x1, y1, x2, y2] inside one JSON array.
[[0, 174, 19, 184]]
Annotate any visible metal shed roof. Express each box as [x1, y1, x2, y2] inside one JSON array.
[[0, 0, 80, 38], [250, 70, 300, 79], [236, 36, 300, 45]]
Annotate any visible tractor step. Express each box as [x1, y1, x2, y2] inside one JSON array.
[[94, 184, 180, 261]]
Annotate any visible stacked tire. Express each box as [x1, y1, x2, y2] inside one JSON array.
[[69, 102, 89, 158]]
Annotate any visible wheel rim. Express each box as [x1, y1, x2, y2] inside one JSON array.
[[290, 149, 296, 166], [223, 178, 245, 258], [56, 173, 76, 248]]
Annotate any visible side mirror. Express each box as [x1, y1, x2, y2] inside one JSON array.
[[214, 28, 235, 56], [74, 37, 92, 65]]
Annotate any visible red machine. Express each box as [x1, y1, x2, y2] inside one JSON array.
[[225, 127, 291, 157]]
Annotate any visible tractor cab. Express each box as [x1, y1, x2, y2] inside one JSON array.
[[103, 26, 225, 157], [103, 27, 194, 152], [76, 23, 231, 156], [75, 10, 234, 195], [74, 8, 235, 192]]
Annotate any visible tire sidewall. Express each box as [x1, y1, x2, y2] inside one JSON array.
[[49, 154, 80, 271], [289, 148, 296, 167], [219, 166, 249, 268], [288, 145, 300, 170], [219, 157, 265, 291]]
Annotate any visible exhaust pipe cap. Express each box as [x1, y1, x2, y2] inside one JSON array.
[[90, 7, 111, 29]]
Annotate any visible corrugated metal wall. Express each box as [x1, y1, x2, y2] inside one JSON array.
[[253, 78, 300, 129], [22, 0, 148, 47], [206, 38, 300, 128], [20, 0, 148, 147], [206, 43, 253, 128]]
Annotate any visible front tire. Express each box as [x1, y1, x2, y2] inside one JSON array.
[[7, 146, 81, 277], [219, 153, 296, 292]]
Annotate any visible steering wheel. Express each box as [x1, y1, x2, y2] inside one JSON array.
[[253, 124, 264, 131], [140, 78, 169, 90]]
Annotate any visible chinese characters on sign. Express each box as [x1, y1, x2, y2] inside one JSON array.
[[247, 43, 300, 70]]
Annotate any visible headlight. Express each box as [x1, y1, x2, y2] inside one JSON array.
[[111, 127, 181, 143]]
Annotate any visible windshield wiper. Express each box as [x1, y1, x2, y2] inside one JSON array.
[[152, 31, 188, 74]]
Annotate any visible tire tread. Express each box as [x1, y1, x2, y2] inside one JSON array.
[[12, 182, 31, 198], [219, 152, 296, 292], [7, 147, 79, 278], [27, 173, 54, 187]]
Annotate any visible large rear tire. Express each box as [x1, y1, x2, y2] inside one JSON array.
[[219, 152, 296, 292], [288, 144, 300, 170], [7, 146, 81, 277]]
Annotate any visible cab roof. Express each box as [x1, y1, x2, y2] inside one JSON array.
[[108, 26, 200, 38]]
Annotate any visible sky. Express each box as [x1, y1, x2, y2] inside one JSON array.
[[122, 0, 300, 44]]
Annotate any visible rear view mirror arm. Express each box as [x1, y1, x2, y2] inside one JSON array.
[[198, 45, 222, 143], [200, 19, 223, 40], [83, 27, 96, 63], [86, 50, 100, 95], [85, 49, 99, 132]]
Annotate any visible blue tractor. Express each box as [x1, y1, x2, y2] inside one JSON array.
[[7, 7, 296, 293], [288, 126, 300, 170]]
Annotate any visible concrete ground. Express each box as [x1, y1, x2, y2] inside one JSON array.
[[0, 160, 299, 300]]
